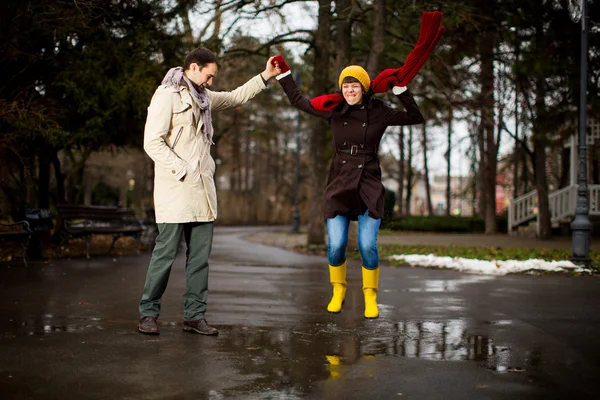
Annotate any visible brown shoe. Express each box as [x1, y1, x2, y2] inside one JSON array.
[[138, 316, 159, 335], [183, 319, 218, 335]]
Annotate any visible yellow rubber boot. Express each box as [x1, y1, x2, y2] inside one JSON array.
[[362, 266, 380, 319], [327, 263, 347, 313]]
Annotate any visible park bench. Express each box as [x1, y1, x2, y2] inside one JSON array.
[[56, 204, 144, 259], [0, 220, 32, 266]]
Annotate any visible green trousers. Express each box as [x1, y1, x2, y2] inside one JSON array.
[[139, 222, 214, 321]]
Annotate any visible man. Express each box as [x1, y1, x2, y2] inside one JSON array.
[[138, 48, 281, 335]]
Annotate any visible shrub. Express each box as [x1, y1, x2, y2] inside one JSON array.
[[385, 215, 508, 233]]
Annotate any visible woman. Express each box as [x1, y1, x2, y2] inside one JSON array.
[[275, 61, 424, 318]]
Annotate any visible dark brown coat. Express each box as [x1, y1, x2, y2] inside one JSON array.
[[278, 73, 424, 220]]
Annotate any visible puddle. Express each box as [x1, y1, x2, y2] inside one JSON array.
[[326, 319, 524, 371], [3, 315, 536, 397], [4, 316, 105, 337], [399, 275, 495, 293], [211, 318, 537, 397]]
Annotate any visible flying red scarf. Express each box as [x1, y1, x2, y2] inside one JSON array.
[[273, 11, 445, 111]]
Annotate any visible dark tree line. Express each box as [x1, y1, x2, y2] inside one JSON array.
[[1, 0, 598, 242]]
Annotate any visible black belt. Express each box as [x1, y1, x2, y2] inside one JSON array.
[[337, 145, 375, 156]]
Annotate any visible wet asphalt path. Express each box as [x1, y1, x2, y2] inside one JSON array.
[[1, 226, 599, 399]]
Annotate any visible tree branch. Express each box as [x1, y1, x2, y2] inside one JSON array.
[[501, 122, 534, 159]]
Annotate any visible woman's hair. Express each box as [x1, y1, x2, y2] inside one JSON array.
[[341, 76, 361, 85], [341, 76, 370, 95], [184, 47, 220, 70]]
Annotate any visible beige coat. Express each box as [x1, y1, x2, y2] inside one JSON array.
[[144, 74, 267, 223]]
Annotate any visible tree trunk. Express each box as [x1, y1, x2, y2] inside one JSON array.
[[334, 0, 352, 74], [477, 121, 486, 218], [496, 101, 504, 210], [521, 144, 529, 194], [51, 150, 66, 204], [232, 112, 241, 192], [67, 147, 91, 205], [306, 0, 332, 245], [533, 79, 552, 238], [446, 110, 452, 216], [398, 126, 405, 216], [470, 136, 479, 216], [244, 126, 250, 192], [38, 149, 50, 209], [534, 141, 551, 238], [513, 44, 520, 198], [83, 171, 92, 205], [513, 100, 521, 197], [178, 0, 195, 44], [422, 123, 433, 216], [480, 22, 497, 233], [206, 0, 223, 52], [366, 0, 386, 77], [406, 126, 413, 215], [533, 0, 551, 238]]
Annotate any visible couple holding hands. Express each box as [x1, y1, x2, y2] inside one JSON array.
[[138, 11, 444, 336]]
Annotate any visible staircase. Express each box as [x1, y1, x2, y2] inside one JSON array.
[[508, 184, 600, 235]]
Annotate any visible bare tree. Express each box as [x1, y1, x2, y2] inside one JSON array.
[[479, 16, 498, 233], [513, 83, 521, 197], [398, 126, 405, 215], [532, 0, 551, 238], [334, 0, 352, 73], [177, 0, 195, 44], [366, 0, 386, 77], [306, 0, 332, 244], [446, 108, 453, 215], [406, 125, 414, 214], [422, 123, 434, 215]]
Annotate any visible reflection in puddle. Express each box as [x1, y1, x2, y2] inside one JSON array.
[[3, 316, 538, 398], [215, 318, 538, 397], [5, 316, 104, 337], [363, 319, 490, 360], [327, 319, 535, 376], [401, 275, 494, 292], [325, 355, 342, 379]]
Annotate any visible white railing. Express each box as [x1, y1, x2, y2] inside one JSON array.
[[508, 184, 600, 232], [590, 185, 600, 215], [548, 185, 577, 222], [508, 190, 538, 232]]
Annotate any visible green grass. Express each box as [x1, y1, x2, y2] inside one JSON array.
[[294, 243, 600, 273]]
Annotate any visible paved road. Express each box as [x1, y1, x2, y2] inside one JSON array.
[[1, 226, 599, 399]]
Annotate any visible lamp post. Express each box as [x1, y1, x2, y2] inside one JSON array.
[[571, 0, 592, 266], [291, 71, 302, 233]]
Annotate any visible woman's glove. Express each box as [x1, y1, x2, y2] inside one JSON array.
[[271, 55, 290, 74]]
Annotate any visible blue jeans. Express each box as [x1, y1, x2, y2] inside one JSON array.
[[327, 210, 381, 269]]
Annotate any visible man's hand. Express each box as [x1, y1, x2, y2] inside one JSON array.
[[261, 56, 282, 81], [271, 55, 290, 74]]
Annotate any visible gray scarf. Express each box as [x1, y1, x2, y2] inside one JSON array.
[[161, 67, 213, 143]]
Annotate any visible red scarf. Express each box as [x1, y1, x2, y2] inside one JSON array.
[[310, 11, 445, 111]]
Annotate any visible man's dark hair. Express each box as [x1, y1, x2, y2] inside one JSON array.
[[184, 47, 220, 70]]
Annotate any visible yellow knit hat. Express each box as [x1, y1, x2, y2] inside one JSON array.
[[338, 65, 370, 92]]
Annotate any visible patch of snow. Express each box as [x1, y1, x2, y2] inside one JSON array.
[[387, 254, 587, 275]]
